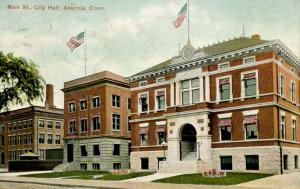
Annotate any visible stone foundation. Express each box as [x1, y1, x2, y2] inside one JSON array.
[[130, 150, 165, 172]]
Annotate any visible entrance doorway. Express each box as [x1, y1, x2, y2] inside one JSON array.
[[180, 124, 197, 161], [67, 144, 74, 162]]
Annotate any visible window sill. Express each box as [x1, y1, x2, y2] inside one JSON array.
[[155, 109, 166, 112], [112, 129, 120, 132]]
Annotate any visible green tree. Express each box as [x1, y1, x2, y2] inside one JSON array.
[[0, 52, 45, 112]]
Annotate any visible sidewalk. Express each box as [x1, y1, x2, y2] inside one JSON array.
[[0, 170, 53, 177], [238, 172, 300, 189], [124, 173, 183, 182], [0, 176, 256, 189]]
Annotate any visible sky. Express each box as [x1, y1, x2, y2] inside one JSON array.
[[0, 0, 299, 109]]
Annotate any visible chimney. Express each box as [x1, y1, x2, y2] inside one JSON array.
[[251, 33, 261, 40], [45, 84, 54, 108]]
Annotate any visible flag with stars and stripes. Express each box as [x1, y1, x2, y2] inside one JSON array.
[[66, 32, 85, 51], [173, 3, 187, 28]]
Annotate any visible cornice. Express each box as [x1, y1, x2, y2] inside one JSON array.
[[127, 40, 300, 82]]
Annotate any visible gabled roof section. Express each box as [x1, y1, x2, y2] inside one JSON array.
[[202, 37, 267, 56], [131, 36, 268, 77]]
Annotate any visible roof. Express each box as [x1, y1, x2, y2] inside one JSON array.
[[132, 36, 268, 76], [63, 71, 128, 90], [19, 152, 39, 157]]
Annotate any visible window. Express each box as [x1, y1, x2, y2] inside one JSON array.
[[245, 124, 258, 139], [220, 119, 231, 141], [8, 123, 11, 131], [139, 93, 148, 113], [28, 134, 32, 144], [69, 102, 76, 112], [245, 155, 259, 170], [156, 90, 166, 110], [80, 99, 87, 110], [156, 77, 165, 83], [112, 114, 120, 130], [47, 134, 53, 144], [112, 95, 120, 107], [17, 135, 22, 145], [295, 155, 298, 169], [93, 144, 100, 156], [38, 120, 44, 128], [291, 81, 295, 102], [243, 72, 257, 97], [80, 145, 87, 156], [92, 96, 100, 108], [283, 155, 288, 170], [140, 133, 148, 146], [127, 98, 131, 110], [113, 144, 120, 156], [113, 163, 121, 170], [280, 74, 284, 96], [39, 149, 45, 160], [128, 116, 131, 131], [28, 120, 32, 127], [218, 77, 231, 101], [292, 119, 296, 142], [23, 134, 27, 145], [55, 135, 61, 144], [244, 56, 255, 64], [139, 81, 147, 86], [55, 122, 61, 129], [92, 116, 100, 131], [47, 121, 53, 128], [157, 131, 165, 145], [220, 156, 232, 170], [80, 118, 87, 132], [23, 120, 27, 128], [18, 122, 22, 129], [69, 120, 76, 133], [13, 122, 17, 130], [181, 78, 200, 105], [218, 62, 229, 70], [280, 115, 286, 139], [141, 158, 149, 170], [80, 163, 87, 170], [93, 163, 100, 170], [38, 133, 44, 144]]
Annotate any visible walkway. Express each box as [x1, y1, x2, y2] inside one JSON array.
[[124, 173, 183, 182], [238, 171, 300, 189], [0, 170, 53, 177]]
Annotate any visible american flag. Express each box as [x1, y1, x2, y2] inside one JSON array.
[[173, 3, 187, 28], [66, 32, 85, 51]]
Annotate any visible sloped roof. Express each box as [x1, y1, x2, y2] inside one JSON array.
[[132, 36, 268, 76]]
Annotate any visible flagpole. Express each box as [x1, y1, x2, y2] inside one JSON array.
[[187, 0, 190, 43], [84, 29, 87, 76]]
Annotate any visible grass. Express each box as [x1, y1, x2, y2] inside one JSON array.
[[23, 171, 154, 181], [153, 172, 272, 185], [98, 172, 154, 180], [23, 171, 107, 178]]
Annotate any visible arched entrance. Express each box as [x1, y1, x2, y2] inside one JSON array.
[[180, 124, 197, 161]]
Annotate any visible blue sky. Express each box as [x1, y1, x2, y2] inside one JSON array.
[[0, 0, 299, 109]]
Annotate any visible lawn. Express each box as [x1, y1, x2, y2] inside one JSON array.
[[23, 171, 107, 179], [23, 171, 154, 180], [153, 172, 272, 185]]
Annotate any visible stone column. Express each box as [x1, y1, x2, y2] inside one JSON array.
[[170, 82, 174, 107], [205, 75, 210, 102], [199, 76, 204, 102], [175, 82, 180, 106], [167, 137, 181, 162], [197, 135, 212, 161]]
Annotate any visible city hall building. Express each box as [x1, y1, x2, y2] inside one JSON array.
[[127, 34, 300, 174], [61, 71, 131, 171]]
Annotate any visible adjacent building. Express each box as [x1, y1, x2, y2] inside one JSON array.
[[127, 35, 300, 174], [0, 84, 64, 167], [61, 71, 131, 171]]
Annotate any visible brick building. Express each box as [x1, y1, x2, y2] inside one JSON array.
[[127, 34, 300, 174], [61, 71, 131, 171], [0, 84, 64, 166]]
